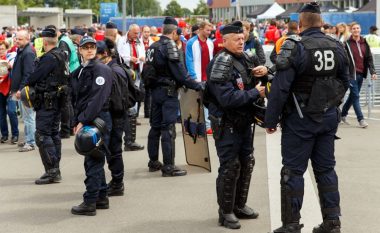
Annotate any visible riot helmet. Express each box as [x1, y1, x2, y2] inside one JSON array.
[[20, 86, 36, 108], [252, 99, 266, 128]]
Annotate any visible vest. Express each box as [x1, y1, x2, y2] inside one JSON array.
[[59, 35, 80, 72], [34, 38, 44, 58]]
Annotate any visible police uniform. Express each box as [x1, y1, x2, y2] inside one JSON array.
[[96, 40, 126, 196], [26, 28, 67, 185], [70, 36, 113, 216], [145, 17, 201, 176], [205, 21, 261, 229], [265, 3, 350, 233]]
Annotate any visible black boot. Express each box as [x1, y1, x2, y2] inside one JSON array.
[[148, 160, 163, 172], [124, 115, 144, 151], [35, 168, 61, 185], [234, 155, 259, 219], [161, 165, 187, 177], [218, 209, 241, 229], [96, 197, 109, 209], [272, 223, 304, 233], [217, 159, 241, 229], [71, 202, 96, 216], [107, 180, 124, 196], [313, 220, 341, 233]]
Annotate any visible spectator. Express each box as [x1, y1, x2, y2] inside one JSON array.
[[11, 30, 36, 151], [341, 22, 377, 127], [213, 26, 224, 56], [337, 22, 350, 43], [264, 20, 280, 45], [242, 21, 266, 65], [0, 40, 18, 144], [364, 25, 380, 48]]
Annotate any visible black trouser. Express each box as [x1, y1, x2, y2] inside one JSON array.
[[107, 116, 125, 183], [60, 95, 74, 135]]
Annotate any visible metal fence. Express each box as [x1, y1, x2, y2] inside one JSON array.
[[263, 46, 380, 118]]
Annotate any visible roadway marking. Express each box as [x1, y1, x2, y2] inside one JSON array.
[[266, 131, 322, 232]]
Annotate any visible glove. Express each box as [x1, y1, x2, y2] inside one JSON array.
[[196, 81, 206, 92]]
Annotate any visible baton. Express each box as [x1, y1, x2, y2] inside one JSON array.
[[292, 92, 304, 119]]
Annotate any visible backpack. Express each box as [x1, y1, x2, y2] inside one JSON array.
[[109, 63, 130, 118]]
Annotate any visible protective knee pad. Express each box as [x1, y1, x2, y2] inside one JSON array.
[[35, 131, 56, 170], [315, 169, 341, 219], [235, 154, 255, 208], [217, 159, 241, 213], [280, 167, 304, 225]]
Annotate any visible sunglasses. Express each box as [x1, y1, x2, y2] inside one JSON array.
[[81, 44, 96, 50]]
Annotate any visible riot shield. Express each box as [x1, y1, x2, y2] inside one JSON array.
[[179, 88, 211, 172]]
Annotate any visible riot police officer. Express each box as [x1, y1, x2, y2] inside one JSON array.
[[265, 3, 349, 233], [205, 21, 267, 229], [26, 27, 67, 185], [96, 39, 127, 196], [70, 36, 113, 216], [144, 17, 203, 177]]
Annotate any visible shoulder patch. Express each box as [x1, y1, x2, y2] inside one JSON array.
[[95, 76, 105, 86]]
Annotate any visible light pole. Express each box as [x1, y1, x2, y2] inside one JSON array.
[[122, 0, 127, 35]]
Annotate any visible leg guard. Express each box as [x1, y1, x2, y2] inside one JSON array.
[[272, 167, 304, 232], [161, 124, 176, 166], [217, 159, 241, 229], [35, 131, 56, 171], [147, 127, 161, 162], [124, 111, 144, 151], [315, 169, 341, 220], [144, 89, 151, 118], [129, 113, 137, 143], [234, 154, 259, 219], [51, 133, 61, 168]]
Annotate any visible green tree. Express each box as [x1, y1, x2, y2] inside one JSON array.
[[164, 0, 184, 17], [122, 0, 162, 16], [182, 7, 192, 17], [193, 0, 208, 15], [0, 0, 26, 9]]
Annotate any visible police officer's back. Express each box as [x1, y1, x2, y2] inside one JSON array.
[[26, 27, 68, 185], [265, 3, 349, 233], [70, 36, 113, 216], [205, 21, 267, 230], [144, 17, 202, 177]]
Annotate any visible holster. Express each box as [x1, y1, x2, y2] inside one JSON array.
[[163, 85, 177, 97], [209, 114, 223, 140], [44, 92, 54, 110]]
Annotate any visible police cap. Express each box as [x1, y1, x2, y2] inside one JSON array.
[[71, 28, 85, 36], [220, 21, 244, 35], [96, 40, 107, 54], [106, 21, 117, 29], [163, 17, 178, 26], [79, 36, 96, 47], [41, 27, 57, 38], [298, 2, 321, 14]]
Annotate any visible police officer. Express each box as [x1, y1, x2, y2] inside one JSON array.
[[205, 21, 267, 229], [26, 27, 67, 185], [265, 3, 349, 233], [145, 17, 203, 176], [70, 36, 113, 216], [96, 39, 126, 196]]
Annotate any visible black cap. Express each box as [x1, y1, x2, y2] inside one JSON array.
[[163, 17, 178, 26], [106, 21, 117, 29], [71, 28, 85, 36], [41, 27, 57, 38], [323, 24, 332, 30], [176, 28, 182, 35], [299, 2, 321, 14], [88, 27, 96, 33], [79, 36, 96, 47], [220, 21, 244, 35], [191, 25, 199, 33], [96, 41, 107, 54]]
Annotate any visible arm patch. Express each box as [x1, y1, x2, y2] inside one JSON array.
[[210, 52, 233, 83], [166, 40, 180, 61]]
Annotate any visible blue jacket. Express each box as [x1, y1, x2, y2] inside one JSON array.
[[10, 43, 36, 92]]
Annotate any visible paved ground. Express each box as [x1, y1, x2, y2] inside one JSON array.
[[0, 107, 379, 233]]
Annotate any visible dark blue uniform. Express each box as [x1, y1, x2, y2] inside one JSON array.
[[265, 28, 350, 232], [206, 49, 261, 228], [145, 35, 201, 175], [71, 59, 113, 204], [27, 47, 66, 184], [106, 58, 126, 193]]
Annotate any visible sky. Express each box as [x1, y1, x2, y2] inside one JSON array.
[[159, 0, 199, 11]]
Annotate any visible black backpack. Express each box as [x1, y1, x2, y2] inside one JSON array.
[[109, 63, 130, 118]]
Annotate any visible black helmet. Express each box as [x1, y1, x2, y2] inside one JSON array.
[[20, 86, 36, 108], [74, 125, 104, 158], [252, 99, 266, 128]]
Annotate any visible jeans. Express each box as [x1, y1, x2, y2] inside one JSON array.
[[19, 101, 36, 145], [0, 94, 18, 137], [341, 74, 364, 122]]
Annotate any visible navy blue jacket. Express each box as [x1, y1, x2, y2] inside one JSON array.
[[10, 43, 36, 92], [70, 59, 113, 125], [265, 28, 350, 128], [27, 48, 60, 87]]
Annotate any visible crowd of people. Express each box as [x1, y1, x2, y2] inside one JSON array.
[[0, 2, 378, 232]]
